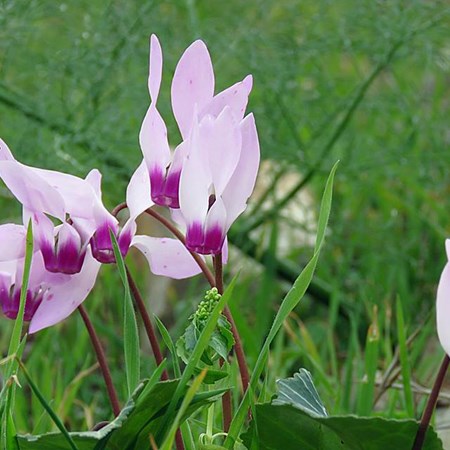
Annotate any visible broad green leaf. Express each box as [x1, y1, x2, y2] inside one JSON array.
[[109, 231, 140, 397], [242, 404, 443, 450], [273, 369, 327, 417], [224, 161, 338, 448]]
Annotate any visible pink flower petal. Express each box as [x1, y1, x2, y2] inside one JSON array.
[[131, 235, 202, 279], [139, 105, 171, 170], [0, 224, 27, 261], [127, 160, 152, 221], [437, 240, 450, 355], [148, 35, 163, 102], [171, 40, 215, 139], [222, 113, 260, 229], [0, 161, 66, 220], [0, 138, 15, 161], [29, 249, 101, 333], [204, 74, 253, 122]]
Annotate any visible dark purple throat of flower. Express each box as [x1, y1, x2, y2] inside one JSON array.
[[186, 221, 224, 255], [40, 236, 86, 275], [0, 283, 44, 321], [90, 222, 132, 264], [150, 166, 181, 208]]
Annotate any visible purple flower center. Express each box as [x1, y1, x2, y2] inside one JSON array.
[[0, 284, 44, 322], [90, 221, 131, 264], [150, 166, 181, 208], [185, 221, 224, 255], [40, 231, 86, 275]]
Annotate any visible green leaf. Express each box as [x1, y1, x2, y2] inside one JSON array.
[[16, 379, 224, 450], [224, 161, 339, 448], [109, 230, 140, 397], [243, 404, 443, 450], [274, 369, 327, 417]]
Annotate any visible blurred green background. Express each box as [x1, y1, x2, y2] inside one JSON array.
[[1, 0, 449, 435]]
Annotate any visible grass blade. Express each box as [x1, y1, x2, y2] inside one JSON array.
[[160, 370, 207, 450], [110, 230, 140, 398], [16, 358, 79, 450], [396, 296, 415, 417], [224, 161, 338, 448]]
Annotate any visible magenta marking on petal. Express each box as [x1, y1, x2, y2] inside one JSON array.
[[162, 170, 181, 208], [39, 230, 85, 275], [185, 221, 224, 255], [90, 220, 119, 264], [186, 221, 204, 250], [57, 240, 86, 274], [150, 166, 181, 208], [204, 225, 225, 254], [1, 286, 43, 322], [118, 229, 132, 258], [150, 165, 165, 200]]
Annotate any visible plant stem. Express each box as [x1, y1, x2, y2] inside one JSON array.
[[412, 354, 450, 450], [125, 266, 169, 382], [78, 305, 121, 417], [214, 252, 250, 394]]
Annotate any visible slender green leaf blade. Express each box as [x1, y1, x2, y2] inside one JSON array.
[[225, 161, 338, 448], [110, 230, 140, 397]]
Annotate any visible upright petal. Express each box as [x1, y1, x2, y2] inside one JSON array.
[[126, 160, 153, 221], [148, 34, 163, 102], [171, 40, 215, 139], [222, 113, 260, 229], [204, 74, 253, 122], [139, 105, 171, 171], [29, 249, 101, 333], [132, 235, 202, 279], [200, 107, 242, 197]]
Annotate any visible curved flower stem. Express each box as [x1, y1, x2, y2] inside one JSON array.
[[78, 305, 121, 417], [214, 254, 250, 394], [214, 253, 232, 431], [412, 354, 450, 450], [125, 266, 169, 381]]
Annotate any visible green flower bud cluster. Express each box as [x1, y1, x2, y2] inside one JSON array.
[[195, 287, 221, 321]]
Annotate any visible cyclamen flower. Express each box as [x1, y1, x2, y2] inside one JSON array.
[[139, 35, 253, 209], [0, 223, 100, 333], [436, 239, 450, 356], [0, 138, 130, 267], [180, 108, 260, 255]]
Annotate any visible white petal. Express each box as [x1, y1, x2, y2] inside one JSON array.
[[0, 224, 27, 261], [29, 249, 101, 333], [126, 160, 152, 221], [171, 40, 215, 139], [148, 35, 163, 102], [222, 113, 260, 229], [132, 235, 202, 279]]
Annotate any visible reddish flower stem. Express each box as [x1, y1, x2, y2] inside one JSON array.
[[78, 304, 121, 417], [125, 265, 169, 381], [412, 354, 450, 450]]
